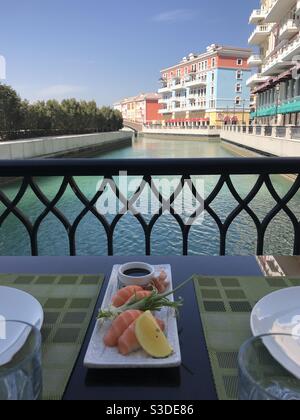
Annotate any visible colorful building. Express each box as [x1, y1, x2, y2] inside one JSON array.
[[158, 44, 252, 127], [113, 93, 162, 125], [248, 0, 300, 126]]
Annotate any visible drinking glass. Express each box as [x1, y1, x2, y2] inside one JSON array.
[[238, 334, 300, 400], [0, 320, 42, 400]]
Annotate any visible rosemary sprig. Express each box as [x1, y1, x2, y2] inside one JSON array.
[[97, 275, 193, 320]]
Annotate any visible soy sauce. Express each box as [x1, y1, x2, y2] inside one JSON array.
[[123, 268, 151, 277]]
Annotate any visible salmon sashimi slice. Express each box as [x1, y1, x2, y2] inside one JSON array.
[[118, 318, 165, 356], [124, 290, 152, 305], [112, 285, 143, 308], [103, 310, 143, 347]]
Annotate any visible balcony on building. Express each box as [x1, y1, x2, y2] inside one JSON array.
[[171, 97, 183, 105], [247, 55, 263, 67], [185, 75, 207, 88], [158, 85, 172, 94], [172, 81, 186, 91], [158, 97, 169, 104], [186, 101, 205, 111], [261, 51, 292, 76], [246, 73, 269, 88], [249, 8, 267, 24], [265, 0, 296, 23], [248, 24, 273, 45], [279, 34, 300, 62], [158, 107, 172, 114], [173, 101, 182, 111], [279, 19, 298, 41]]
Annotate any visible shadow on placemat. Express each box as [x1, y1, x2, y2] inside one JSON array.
[[193, 275, 300, 401], [0, 273, 104, 400]]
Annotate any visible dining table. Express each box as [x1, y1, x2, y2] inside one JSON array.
[[0, 255, 291, 401]]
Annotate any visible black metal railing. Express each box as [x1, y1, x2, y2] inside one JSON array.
[[264, 126, 272, 137], [0, 158, 300, 256], [255, 126, 262, 136], [291, 127, 300, 140], [276, 126, 287, 138]]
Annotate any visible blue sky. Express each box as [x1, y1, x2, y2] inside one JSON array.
[[1, 0, 258, 106]]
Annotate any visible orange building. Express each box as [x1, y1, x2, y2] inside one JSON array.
[[113, 93, 162, 124], [158, 44, 252, 126]]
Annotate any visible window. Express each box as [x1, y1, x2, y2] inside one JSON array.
[[184, 67, 188, 75], [211, 57, 216, 68], [236, 83, 242, 93], [235, 96, 241, 106], [237, 59, 243, 66], [212, 71, 215, 82], [177, 69, 181, 77], [236, 70, 243, 79], [210, 100, 215, 108], [211, 86, 215, 96]]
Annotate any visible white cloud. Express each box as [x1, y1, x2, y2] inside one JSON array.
[[153, 9, 195, 23], [36, 84, 86, 100]]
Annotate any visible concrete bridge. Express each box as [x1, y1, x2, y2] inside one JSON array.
[[123, 120, 143, 133]]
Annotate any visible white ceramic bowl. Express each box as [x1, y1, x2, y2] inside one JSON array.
[[118, 262, 155, 287]]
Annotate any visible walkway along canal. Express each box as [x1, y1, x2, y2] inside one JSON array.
[[0, 131, 133, 159]]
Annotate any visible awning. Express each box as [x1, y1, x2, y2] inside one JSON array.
[[278, 100, 300, 114]]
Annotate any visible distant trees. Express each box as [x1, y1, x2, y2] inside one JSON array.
[[0, 84, 123, 140], [0, 84, 23, 130]]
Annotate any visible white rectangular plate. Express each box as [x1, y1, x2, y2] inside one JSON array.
[[84, 264, 182, 369]]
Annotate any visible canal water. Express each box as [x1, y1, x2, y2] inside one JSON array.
[[0, 136, 299, 256]]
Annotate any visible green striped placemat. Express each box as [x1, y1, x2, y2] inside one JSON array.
[[194, 275, 300, 401], [0, 273, 104, 400]]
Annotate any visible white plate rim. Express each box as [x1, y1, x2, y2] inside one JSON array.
[[250, 286, 300, 337], [0, 286, 44, 366], [0, 286, 44, 330], [250, 286, 300, 380]]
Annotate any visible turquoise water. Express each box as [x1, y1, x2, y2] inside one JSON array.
[[0, 136, 299, 256]]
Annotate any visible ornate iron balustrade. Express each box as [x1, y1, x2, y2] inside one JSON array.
[[0, 158, 300, 256]]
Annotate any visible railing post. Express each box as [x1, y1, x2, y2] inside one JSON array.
[[286, 127, 293, 140], [272, 126, 277, 138]]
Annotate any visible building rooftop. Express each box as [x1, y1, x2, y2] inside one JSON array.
[[115, 93, 161, 105], [161, 44, 252, 72]]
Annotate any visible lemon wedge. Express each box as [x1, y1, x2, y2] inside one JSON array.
[[135, 311, 173, 358]]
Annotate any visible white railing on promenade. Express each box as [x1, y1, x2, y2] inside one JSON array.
[[143, 125, 221, 131], [221, 125, 300, 141]]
